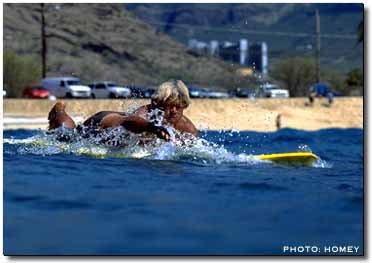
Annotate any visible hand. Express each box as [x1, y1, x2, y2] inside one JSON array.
[[120, 117, 171, 141], [151, 125, 171, 141]]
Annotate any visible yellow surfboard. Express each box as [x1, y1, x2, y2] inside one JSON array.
[[256, 152, 318, 166]]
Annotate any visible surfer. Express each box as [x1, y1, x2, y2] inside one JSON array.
[[48, 80, 198, 141]]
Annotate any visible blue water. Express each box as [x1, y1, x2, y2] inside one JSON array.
[[3, 128, 363, 255]]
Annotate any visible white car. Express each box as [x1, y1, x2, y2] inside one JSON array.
[[42, 77, 91, 98], [89, 81, 131, 99], [259, 84, 289, 98]]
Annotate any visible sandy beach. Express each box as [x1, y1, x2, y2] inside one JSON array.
[[3, 97, 363, 131]]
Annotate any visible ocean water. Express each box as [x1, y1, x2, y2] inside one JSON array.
[[3, 128, 363, 255]]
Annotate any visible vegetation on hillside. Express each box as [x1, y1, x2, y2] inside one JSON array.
[[271, 57, 363, 96], [3, 3, 255, 95], [358, 20, 364, 43], [4, 50, 41, 97], [270, 57, 314, 97], [3, 3, 363, 98], [345, 68, 363, 87], [126, 3, 363, 73]]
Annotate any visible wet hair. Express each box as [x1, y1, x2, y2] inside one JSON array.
[[54, 101, 66, 112], [48, 101, 66, 121], [151, 80, 191, 108]]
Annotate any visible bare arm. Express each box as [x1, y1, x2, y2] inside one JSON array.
[[100, 113, 170, 141], [83, 111, 125, 127], [134, 104, 198, 136]]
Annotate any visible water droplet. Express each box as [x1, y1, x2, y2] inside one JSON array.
[[298, 144, 312, 152]]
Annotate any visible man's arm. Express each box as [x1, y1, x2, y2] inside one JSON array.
[[100, 113, 170, 141], [132, 104, 198, 136], [83, 111, 124, 127]]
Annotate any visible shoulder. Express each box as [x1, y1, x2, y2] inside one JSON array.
[[176, 115, 198, 136]]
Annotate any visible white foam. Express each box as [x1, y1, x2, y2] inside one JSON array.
[[4, 128, 327, 168]]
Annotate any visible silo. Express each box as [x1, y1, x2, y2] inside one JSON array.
[[261, 42, 268, 76], [210, 40, 219, 56], [239, 39, 248, 65]]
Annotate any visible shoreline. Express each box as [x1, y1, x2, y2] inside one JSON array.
[[3, 97, 363, 131]]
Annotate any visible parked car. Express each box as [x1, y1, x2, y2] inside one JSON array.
[[127, 86, 148, 98], [232, 88, 257, 98], [204, 90, 229, 99], [41, 77, 91, 98], [188, 86, 209, 98], [143, 86, 156, 98], [89, 81, 131, 99], [3, 85, 8, 98], [233, 88, 255, 98], [23, 85, 50, 99], [258, 83, 289, 98]]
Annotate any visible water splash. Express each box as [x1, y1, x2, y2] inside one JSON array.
[[147, 108, 165, 127], [4, 127, 266, 166], [298, 144, 312, 153], [4, 126, 330, 168], [313, 158, 333, 168]]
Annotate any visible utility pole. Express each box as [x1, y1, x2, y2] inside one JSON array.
[[41, 3, 47, 78], [315, 9, 321, 83]]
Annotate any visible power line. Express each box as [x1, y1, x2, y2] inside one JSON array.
[[146, 21, 358, 40], [315, 9, 321, 83]]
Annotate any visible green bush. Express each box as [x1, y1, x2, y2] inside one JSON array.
[[271, 57, 350, 97], [345, 68, 363, 87], [270, 57, 315, 97], [321, 69, 346, 94], [4, 50, 41, 97]]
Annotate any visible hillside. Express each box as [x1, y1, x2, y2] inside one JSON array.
[[3, 3, 246, 88], [125, 3, 363, 74]]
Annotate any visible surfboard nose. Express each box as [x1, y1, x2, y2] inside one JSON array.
[[256, 152, 319, 166]]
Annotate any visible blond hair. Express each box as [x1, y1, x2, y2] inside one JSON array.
[[152, 80, 191, 108]]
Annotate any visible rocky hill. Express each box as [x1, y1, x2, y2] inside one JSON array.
[[126, 3, 363, 74], [4, 3, 246, 88]]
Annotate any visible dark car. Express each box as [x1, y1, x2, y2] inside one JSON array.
[[128, 86, 147, 98], [128, 86, 155, 99], [236, 88, 254, 98], [127, 86, 156, 98], [143, 87, 156, 98], [23, 85, 50, 99]]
